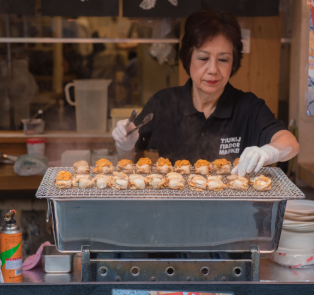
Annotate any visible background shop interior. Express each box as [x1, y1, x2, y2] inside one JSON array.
[[0, 0, 313, 256]]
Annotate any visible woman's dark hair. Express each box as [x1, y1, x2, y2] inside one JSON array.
[[179, 10, 243, 77]]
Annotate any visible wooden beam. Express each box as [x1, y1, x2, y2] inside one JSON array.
[[290, 0, 314, 169], [52, 17, 63, 94], [229, 15, 282, 117]]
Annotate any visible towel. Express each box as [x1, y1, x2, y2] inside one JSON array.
[[22, 241, 51, 271]]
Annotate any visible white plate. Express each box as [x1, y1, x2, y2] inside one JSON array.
[[283, 224, 314, 229], [283, 226, 314, 232], [284, 223, 314, 227], [284, 219, 314, 225], [285, 210, 314, 216], [283, 224, 314, 228], [283, 221, 314, 231], [283, 223, 314, 228], [285, 211, 314, 216], [286, 200, 314, 214], [285, 214, 314, 222]]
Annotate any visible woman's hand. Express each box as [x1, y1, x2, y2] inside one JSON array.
[[232, 130, 300, 176], [112, 119, 139, 151], [231, 145, 282, 176]]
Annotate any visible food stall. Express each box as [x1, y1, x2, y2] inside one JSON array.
[[1, 164, 313, 294], [38, 166, 301, 281], [1, 0, 314, 294]]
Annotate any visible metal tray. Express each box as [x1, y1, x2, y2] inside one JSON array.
[[48, 198, 286, 253], [36, 167, 305, 200], [42, 245, 73, 273], [39, 167, 304, 253]]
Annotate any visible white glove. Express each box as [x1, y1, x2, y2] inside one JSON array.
[[231, 144, 292, 176], [112, 119, 139, 151]]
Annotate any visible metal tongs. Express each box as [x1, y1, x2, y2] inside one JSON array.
[[125, 109, 138, 129], [126, 113, 154, 137]]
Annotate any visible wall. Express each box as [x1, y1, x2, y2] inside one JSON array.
[[290, 0, 314, 165], [289, 0, 314, 188], [138, 44, 179, 104], [179, 15, 283, 116]]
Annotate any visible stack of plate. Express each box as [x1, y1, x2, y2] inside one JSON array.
[[283, 220, 314, 232], [272, 200, 314, 268], [283, 199, 314, 232]]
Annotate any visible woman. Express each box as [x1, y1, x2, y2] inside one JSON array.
[[112, 10, 299, 176]]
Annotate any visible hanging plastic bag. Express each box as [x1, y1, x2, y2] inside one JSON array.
[[13, 155, 48, 176]]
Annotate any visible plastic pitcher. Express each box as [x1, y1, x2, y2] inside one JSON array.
[[65, 79, 112, 133]]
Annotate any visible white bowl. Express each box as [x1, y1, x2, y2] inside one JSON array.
[[272, 250, 314, 268], [278, 228, 314, 252]]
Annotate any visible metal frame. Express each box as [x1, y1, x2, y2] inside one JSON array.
[[48, 198, 286, 253], [37, 167, 305, 200], [80, 245, 260, 282], [38, 167, 299, 283]]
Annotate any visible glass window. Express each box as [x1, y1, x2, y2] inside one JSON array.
[[0, 15, 180, 131]]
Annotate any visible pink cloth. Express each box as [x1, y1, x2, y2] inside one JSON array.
[[22, 241, 51, 270]]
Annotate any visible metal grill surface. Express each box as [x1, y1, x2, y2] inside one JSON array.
[[36, 167, 305, 200]]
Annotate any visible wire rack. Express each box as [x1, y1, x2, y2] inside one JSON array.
[[35, 167, 305, 200]]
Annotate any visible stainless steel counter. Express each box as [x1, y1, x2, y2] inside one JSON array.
[[21, 256, 314, 283], [22, 256, 82, 283]]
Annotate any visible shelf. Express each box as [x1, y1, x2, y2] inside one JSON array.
[[0, 131, 114, 143], [0, 165, 43, 191], [0, 38, 180, 44]]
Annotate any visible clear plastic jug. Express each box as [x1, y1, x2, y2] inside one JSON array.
[[65, 79, 112, 133]]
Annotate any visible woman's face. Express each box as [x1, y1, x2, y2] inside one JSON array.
[[189, 34, 233, 96]]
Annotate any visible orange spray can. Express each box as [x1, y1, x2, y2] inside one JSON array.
[[0, 210, 22, 283]]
